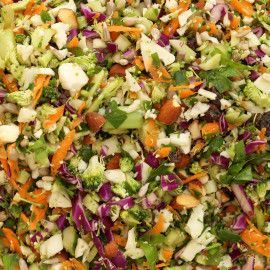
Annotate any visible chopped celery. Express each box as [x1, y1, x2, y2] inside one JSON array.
[[103, 111, 144, 132], [88, 77, 123, 112]]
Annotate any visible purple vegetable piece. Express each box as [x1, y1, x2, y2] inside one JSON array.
[[157, 33, 170, 47], [161, 173, 180, 191], [231, 184, 253, 217], [245, 140, 266, 154], [145, 152, 160, 168], [210, 152, 230, 169], [245, 56, 257, 65], [107, 42, 118, 53], [210, 4, 228, 22], [55, 214, 68, 230], [95, 49, 106, 62], [82, 29, 100, 38], [123, 49, 136, 60], [249, 70, 260, 81], [110, 197, 134, 209], [231, 213, 247, 233], [238, 131, 251, 141], [252, 27, 264, 38], [58, 163, 82, 189], [219, 113, 228, 133], [72, 193, 92, 232], [98, 183, 113, 201], [67, 28, 78, 41], [255, 48, 265, 58]]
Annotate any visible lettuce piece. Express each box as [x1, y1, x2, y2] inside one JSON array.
[[31, 27, 55, 50], [6, 90, 32, 106], [243, 80, 270, 108], [0, 29, 16, 63]]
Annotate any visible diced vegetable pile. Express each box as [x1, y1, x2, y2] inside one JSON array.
[[1, 0, 270, 268]]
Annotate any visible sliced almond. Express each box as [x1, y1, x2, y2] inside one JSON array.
[[176, 193, 200, 209], [57, 8, 78, 29]]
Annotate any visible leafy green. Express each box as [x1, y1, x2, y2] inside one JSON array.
[[148, 163, 172, 181], [174, 70, 188, 85], [204, 135, 223, 158], [40, 78, 60, 103], [2, 254, 19, 270], [234, 141, 246, 162], [139, 241, 158, 270], [217, 229, 241, 242], [79, 145, 95, 162], [105, 101, 127, 128], [9, 204, 22, 219], [151, 53, 161, 68], [40, 10, 52, 22]]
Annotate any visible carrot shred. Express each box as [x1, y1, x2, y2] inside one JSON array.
[[258, 128, 266, 151], [104, 241, 119, 258], [0, 145, 10, 177], [107, 25, 142, 33], [69, 118, 82, 130], [143, 119, 159, 149], [43, 105, 65, 129], [0, 0, 13, 4], [201, 122, 220, 136], [2, 228, 22, 255], [67, 36, 79, 48], [169, 81, 203, 91], [32, 75, 50, 107], [179, 89, 196, 99], [161, 248, 173, 262], [113, 234, 127, 247], [134, 56, 145, 71], [149, 65, 171, 83], [231, 0, 254, 17], [51, 129, 76, 175], [230, 15, 240, 29], [155, 147, 172, 158], [61, 259, 85, 270], [2, 74, 18, 92], [241, 222, 270, 257], [77, 101, 86, 115], [149, 213, 165, 235], [182, 172, 207, 184]]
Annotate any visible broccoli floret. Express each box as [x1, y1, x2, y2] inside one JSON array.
[[124, 175, 141, 194], [245, 185, 259, 204], [88, 77, 123, 112], [79, 145, 95, 162], [40, 78, 60, 103], [128, 205, 150, 222], [28, 136, 55, 167], [120, 156, 134, 172], [63, 52, 97, 76], [81, 155, 105, 189], [68, 156, 82, 173], [112, 184, 128, 198], [243, 80, 270, 108], [256, 182, 267, 200], [6, 90, 32, 106], [37, 104, 57, 121], [190, 162, 203, 174], [9, 204, 22, 218]]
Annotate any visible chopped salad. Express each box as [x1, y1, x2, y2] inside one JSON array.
[[0, 0, 270, 269]]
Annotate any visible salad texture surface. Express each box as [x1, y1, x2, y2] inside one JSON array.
[[1, 0, 270, 269]]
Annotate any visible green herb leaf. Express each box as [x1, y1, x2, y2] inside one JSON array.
[[2, 254, 19, 270], [236, 166, 253, 182], [204, 135, 223, 158], [174, 70, 188, 85], [218, 229, 241, 242], [40, 10, 52, 23], [139, 241, 158, 270], [151, 52, 161, 68], [234, 140, 246, 162], [148, 163, 172, 181], [106, 101, 127, 128]]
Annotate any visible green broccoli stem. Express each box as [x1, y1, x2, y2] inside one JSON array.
[[88, 77, 123, 112], [103, 111, 144, 132], [87, 69, 108, 102]]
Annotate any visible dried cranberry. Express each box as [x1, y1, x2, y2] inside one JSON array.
[[203, 104, 221, 122]]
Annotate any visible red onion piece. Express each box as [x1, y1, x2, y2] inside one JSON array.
[[157, 33, 170, 47], [100, 145, 109, 157], [238, 131, 251, 141], [231, 213, 247, 233], [252, 27, 264, 38], [160, 173, 180, 191], [145, 152, 159, 168], [55, 214, 68, 230], [219, 113, 228, 133], [255, 48, 265, 58], [210, 4, 228, 22], [95, 49, 106, 62], [82, 29, 99, 39], [98, 182, 113, 201], [245, 56, 257, 65], [107, 42, 118, 53], [231, 184, 254, 217], [123, 49, 136, 60], [249, 70, 260, 81], [245, 140, 266, 154], [210, 152, 230, 169]]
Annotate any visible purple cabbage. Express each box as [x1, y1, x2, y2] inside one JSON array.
[[72, 193, 92, 232], [98, 183, 113, 201], [238, 131, 251, 141], [67, 28, 78, 42], [210, 152, 230, 169], [245, 140, 266, 154], [245, 56, 257, 65], [252, 27, 264, 38], [231, 184, 253, 217], [30, 231, 43, 243], [210, 4, 228, 22], [157, 33, 170, 47], [145, 152, 160, 168], [80, 4, 106, 23], [229, 243, 242, 261], [55, 214, 68, 231], [160, 174, 180, 191], [65, 102, 77, 114], [219, 113, 228, 133], [255, 48, 265, 58], [100, 145, 109, 157], [82, 29, 100, 39], [107, 42, 118, 53], [98, 204, 113, 228], [58, 163, 82, 189], [249, 70, 260, 81], [95, 49, 106, 62], [110, 197, 134, 209], [111, 251, 127, 269], [231, 213, 247, 233], [123, 49, 136, 60], [70, 143, 77, 155]]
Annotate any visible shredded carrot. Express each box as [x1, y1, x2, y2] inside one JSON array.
[[24, 0, 35, 15], [29, 204, 48, 230], [155, 147, 172, 158], [131, 263, 138, 270], [156, 263, 169, 269], [7, 144, 20, 190], [0, 145, 10, 177], [182, 172, 207, 184], [241, 222, 270, 257], [143, 119, 159, 149], [0, 0, 13, 4], [149, 213, 165, 235], [196, 0, 205, 9], [51, 129, 76, 175], [169, 81, 203, 91], [163, 18, 179, 37], [149, 64, 171, 83], [43, 105, 65, 129], [201, 122, 220, 136], [258, 128, 266, 151], [134, 56, 145, 71], [20, 213, 29, 223], [104, 241, 119, 258], [113, 234, 127, 247], [69, 118, 82, 130], [77, 101, 86, 115], [230, 15, 240, 29], [201, 22, 219, 35], [32, 3, 47, 15], [258, 65, 267, 73], [231, 0, 254, 17], [107, 25, 142, 33], [2, 228, 22, 255], [179, 89, 196, 99], [67, 36, 79, 48], [2, 74, 18, 92], [161, 248, 173, 262], [61, 259, 85, 270], [191, 16, 204, 32], [32, 75, 50, 107]]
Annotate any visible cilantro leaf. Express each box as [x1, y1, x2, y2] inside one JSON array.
[[2, 254, 19, 270], [105, 101, 127, 128], [218, 229, 241, 242], [174, 70, 188, 85], [148, 163, 172, 181], [234, 140, 246, 162], [204, 135, 223, 158]]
